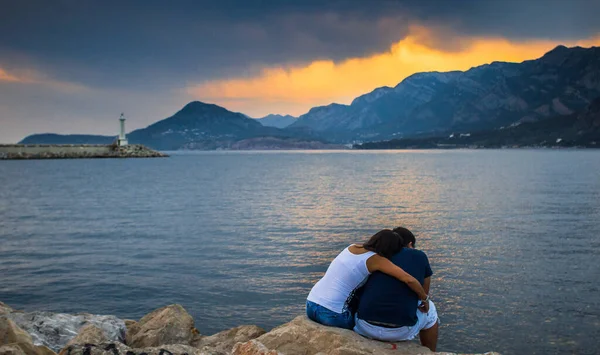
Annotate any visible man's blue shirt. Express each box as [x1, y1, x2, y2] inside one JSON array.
[[356, 248, 433, 326]]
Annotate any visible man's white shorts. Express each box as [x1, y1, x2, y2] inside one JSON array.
[[353, 301, 439, 342]]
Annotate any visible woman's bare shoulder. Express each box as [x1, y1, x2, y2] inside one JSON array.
[[348, 244, 371, 255]]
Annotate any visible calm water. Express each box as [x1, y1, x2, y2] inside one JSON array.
[[1, 150, 599, 354]]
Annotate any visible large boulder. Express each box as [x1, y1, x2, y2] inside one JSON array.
[[0, 317, 39, 355], [0, 317, 56, 355], [58, 325, 108, 355], [249, 316, 433, 355], [233, 316, 500, 355], [192, 325, 266, 354], [127, 305, 197, 348], [123, 320, 140, 345], [6, 311, 125, 352]]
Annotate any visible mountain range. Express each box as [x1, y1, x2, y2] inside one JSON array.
[[357, 96, 600, 149], [21, 45, 600, 149], [256, 114, 297, 128], [291, 45, 600, 142]]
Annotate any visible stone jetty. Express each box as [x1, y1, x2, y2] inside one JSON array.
[[0, 144, 167, 160], [0, 301, 499, 355]]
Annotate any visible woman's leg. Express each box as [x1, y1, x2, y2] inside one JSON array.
[[306, 301, 319, 321]]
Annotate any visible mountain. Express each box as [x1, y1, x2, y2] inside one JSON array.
[[124, 101, 283, 150], [575, 95, 600, 133], [257, 114, 297, 128], [291, 45, 600, 142], [357, 96, 600, 149]]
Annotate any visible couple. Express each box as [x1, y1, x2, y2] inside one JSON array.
[[306, 227, 438, 351]]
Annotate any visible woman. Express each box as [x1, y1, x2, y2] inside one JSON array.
[[306, 229, 428, 329]]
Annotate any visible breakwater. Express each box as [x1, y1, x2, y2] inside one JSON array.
[[0, 144, 167, 159]]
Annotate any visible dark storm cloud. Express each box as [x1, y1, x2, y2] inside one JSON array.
[[0, 0, 410, 88], [1, 0, 598, 88]]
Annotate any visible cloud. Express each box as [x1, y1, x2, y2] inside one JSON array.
[[0, 67, 33, 83], [2, 0, 599, 89], [186, 27, 600, 117], [0, 65, 88, 94]]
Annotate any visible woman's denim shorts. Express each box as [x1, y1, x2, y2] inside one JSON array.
[[306, 300, 354, 329]]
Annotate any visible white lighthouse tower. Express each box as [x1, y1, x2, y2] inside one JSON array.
[[118, 113, 128, 147]]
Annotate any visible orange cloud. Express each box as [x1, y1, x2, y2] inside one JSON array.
[[0, 65, 88, 93], [0, 67, 30, 83], [187, 26, 600, 117]]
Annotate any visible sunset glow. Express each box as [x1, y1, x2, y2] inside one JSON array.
[[187, 27, 600, 117], [0, 68, 24, 83]]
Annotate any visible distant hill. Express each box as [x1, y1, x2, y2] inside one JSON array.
[[19, 134, 115, 145], [124, 101, 284, 150], [256, 114, 297, 128], [291, 45, 600, 142], [356, 96, 600, 149], [229, 136, 346, 150]]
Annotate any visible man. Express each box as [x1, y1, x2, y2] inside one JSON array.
[[354, 227, 439, 351]]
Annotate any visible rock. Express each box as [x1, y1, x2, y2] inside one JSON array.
[[192, 325, 266, 355], [0, 304, 12, 315], [0, 344, 28, 355], [63, 342, 207, 355], [59, 325, 108, 354], [128, 305, 196, 348], [0, 317, 38, 355], [123, 320, 139, 346], [32, 347, 55, 355], [0, 317, 56, 355], [6, 311, 125, 353], [248, 316, 431, 355], [0, 344, 53, 355], [0, 344, 54, 355], [231, 340, 281, 355], [235, 316, 500, 355]]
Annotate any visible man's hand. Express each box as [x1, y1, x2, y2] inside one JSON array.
[[418, 300, 430, 313]]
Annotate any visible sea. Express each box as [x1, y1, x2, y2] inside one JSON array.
[[1, 150, 599, 355]]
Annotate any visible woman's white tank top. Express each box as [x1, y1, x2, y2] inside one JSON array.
[[307, 246, 376, 313]]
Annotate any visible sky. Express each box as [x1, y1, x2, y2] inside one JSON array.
[[1, 0, 600, 143]]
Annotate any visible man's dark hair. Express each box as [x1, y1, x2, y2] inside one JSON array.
[[362, 229, 403, 259], [393, 227, 416, 247]]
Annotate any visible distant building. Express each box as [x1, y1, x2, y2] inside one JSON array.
[[118, 113, 128, 146]]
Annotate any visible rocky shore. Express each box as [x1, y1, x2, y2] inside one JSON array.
[[0, 145, 167, 160], [0, 302, 499, 355]]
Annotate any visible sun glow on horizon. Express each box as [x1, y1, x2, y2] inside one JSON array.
[[186, 26, 600, 117]]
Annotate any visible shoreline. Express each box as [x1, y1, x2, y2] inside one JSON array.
[[1, 301, 499, 355]]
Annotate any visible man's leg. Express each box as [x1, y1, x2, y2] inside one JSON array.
[[418, 321, 438, 351], [417, 300, 439, 351]]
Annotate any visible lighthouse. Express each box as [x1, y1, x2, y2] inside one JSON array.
[[118, 113, 128, 146]]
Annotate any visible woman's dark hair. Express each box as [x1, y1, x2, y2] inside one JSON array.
[[393, 226, 416, 247], [362, 229, 403, 259]]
